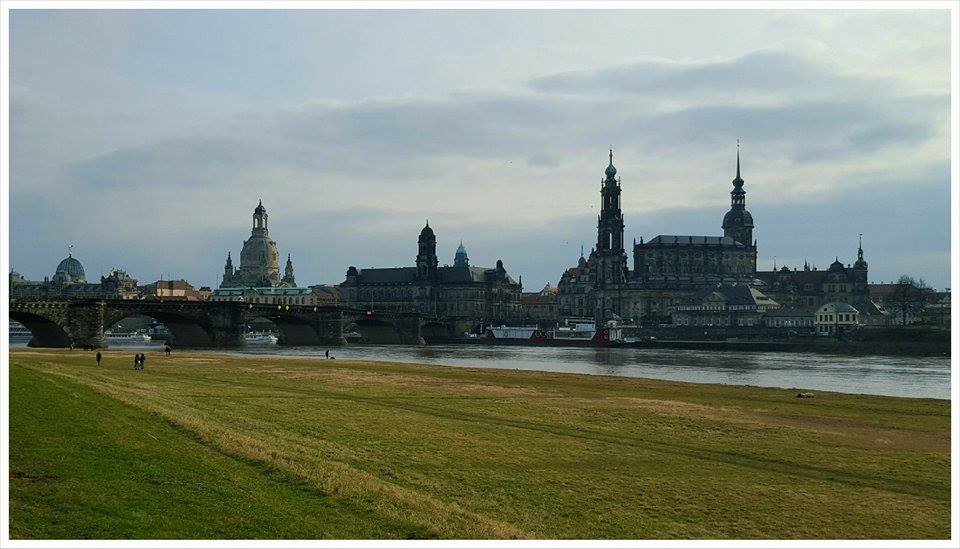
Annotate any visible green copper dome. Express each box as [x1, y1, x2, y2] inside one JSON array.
[[605, 149, 617, 178]]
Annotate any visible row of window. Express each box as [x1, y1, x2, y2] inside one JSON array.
[[817, 313, 857, 323]]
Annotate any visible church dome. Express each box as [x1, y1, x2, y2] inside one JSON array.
[[419, 222, 435, 241], [254, 200, 266, 215], [53, 253, 86, 283], [828, 257, 845, 271], [722, 208, 754, 228]]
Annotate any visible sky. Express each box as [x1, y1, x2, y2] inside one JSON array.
[[7, 8, 953, 290]]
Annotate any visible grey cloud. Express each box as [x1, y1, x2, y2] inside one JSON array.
[[527, 153, 559, 167], [529, 50, 894, 98]]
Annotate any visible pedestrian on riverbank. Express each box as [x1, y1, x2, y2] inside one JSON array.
[[325, 349, 329, 359], [165, 345, 171, 357], [95, 351, 101, 366], [140, 353, 146, 370], [134, 354, 140, 370]]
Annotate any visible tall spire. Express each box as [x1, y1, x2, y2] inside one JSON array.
[[733, 138, 744, 186]]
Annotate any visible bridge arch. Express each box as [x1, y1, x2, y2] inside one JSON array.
[[9, 310, 72, 348], [351, 316, 404, 344], [245, 312, 322, 346], [103, 308, 217, 348]]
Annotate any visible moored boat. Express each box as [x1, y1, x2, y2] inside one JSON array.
[[245, 332, 279, 345], [482, 322, 618, 347]]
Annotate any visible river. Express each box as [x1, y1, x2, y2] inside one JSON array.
[[10, 340, 951, 399], [223, 343, 951, 400]]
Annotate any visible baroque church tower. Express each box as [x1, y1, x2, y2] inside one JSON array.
[[722, 143, 755, 246], [595, 149, 628, 285], [416, 221, 439, 281]]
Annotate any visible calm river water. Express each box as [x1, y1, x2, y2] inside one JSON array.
[[220, 344, 951, 400], [11, 340, 951, 399]]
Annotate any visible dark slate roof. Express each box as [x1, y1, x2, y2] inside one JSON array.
[[353, 265, 518, 285], [357, 267, 418, 284], [691, 284, 773, 306], [437, 265, 488, 283], [643, 235, 746, 247]]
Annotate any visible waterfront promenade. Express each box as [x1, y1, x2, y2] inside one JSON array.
[[9, 349, 950, 539]]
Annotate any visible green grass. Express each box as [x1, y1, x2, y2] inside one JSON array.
[[9, 349, 952, 539]]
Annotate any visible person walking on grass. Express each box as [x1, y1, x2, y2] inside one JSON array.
[[140, 353, 146, 370], [96, 351, 102, 366], [134, 354, 140, 370]]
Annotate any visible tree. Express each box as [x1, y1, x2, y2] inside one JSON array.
[[887, 275, 930, 326]]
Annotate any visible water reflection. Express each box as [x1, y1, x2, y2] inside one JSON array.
[[221, 344, 950, 400]]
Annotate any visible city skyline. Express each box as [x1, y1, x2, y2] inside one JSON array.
[[9, 9, 952, 289]]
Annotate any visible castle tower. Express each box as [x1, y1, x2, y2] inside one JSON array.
[[722, 142, 755, 246], [416, 221, 438, 281]]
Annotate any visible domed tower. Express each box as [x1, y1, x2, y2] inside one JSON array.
[[722, 143, 755, 246], [454, 241, 469, 268], [229, 200, 282, 288], [52, 245, 86, 284], [416, 221, 438, 281]]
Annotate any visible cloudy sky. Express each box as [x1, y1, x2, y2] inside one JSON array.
[[8, 9, 952, 290]]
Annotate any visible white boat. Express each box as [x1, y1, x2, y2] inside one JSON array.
[[105, 330, 153, 344], [550, 322, 597, 340], [245, 332, 279, 345], [488, 325, 539, 340]]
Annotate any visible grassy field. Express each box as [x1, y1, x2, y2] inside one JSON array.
[[8, 349, 952, 539]]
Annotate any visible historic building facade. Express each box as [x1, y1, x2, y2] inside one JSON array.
[[521, 284, 560, 327], [10, 249, 139, 300], [754, 237, 877, 314], [338, 224, 522, 322], [220, 200, 297, 288], [558, 148, 760, 324]]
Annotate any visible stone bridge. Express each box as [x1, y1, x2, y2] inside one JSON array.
[[9, 298, 451, 348]]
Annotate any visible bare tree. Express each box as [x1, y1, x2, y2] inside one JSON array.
[[887, 275, 930, 326]]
